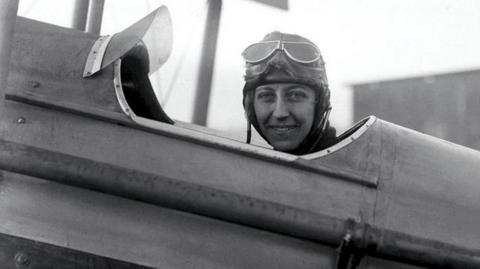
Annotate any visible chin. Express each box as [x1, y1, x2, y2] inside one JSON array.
[[271, 141, 300, 152]]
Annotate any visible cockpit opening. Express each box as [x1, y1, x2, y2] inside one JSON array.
[[118, 44, 173, 124]]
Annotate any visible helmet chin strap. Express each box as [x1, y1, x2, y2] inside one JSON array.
[[246, 121, 252, 144], [304, 106, 331, 154], [319, 106, 331, 133]]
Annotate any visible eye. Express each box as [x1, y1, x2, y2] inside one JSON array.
[[286, 90, 307, 101], [256, 91, 275, 102]]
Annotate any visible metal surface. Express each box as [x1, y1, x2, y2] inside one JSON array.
[[5, 92, 128, 124], [0, 232, 152, 268], [114, 60, 135, 118], [83, 35, 113, 77], [192, 0, 222, 125], [314, 119, 480, 253], [0, 171, 333, 268], [373, 121, 480, 250], [0, 0, 19, 98], [7, 16, 123, 114], [335, 234, 363, 269], [4, 92, 480, 267], [112, 57, 174, 124], [86, 0, 105, 34], [304, 116, 376, 158], [0, 138, 347, 247], [348, 221, 480, 269], [72, 0, 90, 31], [0, 139, 479, 268], [6, 93, 479, 263]]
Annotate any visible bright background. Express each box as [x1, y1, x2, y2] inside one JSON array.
[[18, 0, 480, 137]]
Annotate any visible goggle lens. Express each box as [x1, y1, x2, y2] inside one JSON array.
[[242, 41, 320, 64], [242, 42, 279, 63], [283, 42, 320, 63]]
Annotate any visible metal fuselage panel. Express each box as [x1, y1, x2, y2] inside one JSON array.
[[373, 121, 480, 249], [6, 17, 123, 115], [0, 171, 334, 268], [318, 118, 480, 250]]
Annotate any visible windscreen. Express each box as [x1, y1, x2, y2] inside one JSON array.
[[101, 5, 173, 74]]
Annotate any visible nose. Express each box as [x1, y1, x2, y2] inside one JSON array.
[[272, 97, 289, 119]]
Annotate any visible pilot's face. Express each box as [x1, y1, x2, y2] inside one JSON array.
[[254, 83, 316, 152]]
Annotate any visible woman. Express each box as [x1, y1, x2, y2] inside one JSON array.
[[242, 31, 337, 155]]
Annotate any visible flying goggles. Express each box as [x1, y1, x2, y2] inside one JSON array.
[[242, 40, 321, 64]]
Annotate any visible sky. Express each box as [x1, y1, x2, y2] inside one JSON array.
[[18, 0, 480, 136]]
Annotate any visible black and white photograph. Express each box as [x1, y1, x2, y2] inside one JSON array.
[[0, 0, 479, 268]]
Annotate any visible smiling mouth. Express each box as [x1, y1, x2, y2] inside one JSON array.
[[269, 126, 297, 133]]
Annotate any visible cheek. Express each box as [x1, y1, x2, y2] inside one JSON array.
[[294, 103, 316, 125], [253, 101, 269, 122]]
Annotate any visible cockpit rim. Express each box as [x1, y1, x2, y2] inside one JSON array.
[[114, 57, 377, 187], [302, 115, 377, 160], [114, 54, 377, 161]]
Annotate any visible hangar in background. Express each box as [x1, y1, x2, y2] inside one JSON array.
[[352, 69, 480, 150]]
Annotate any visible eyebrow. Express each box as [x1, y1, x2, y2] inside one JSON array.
[[256, 85, 312, 93], [285, 85, 310, 91], [256, 86, 275, 92]]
